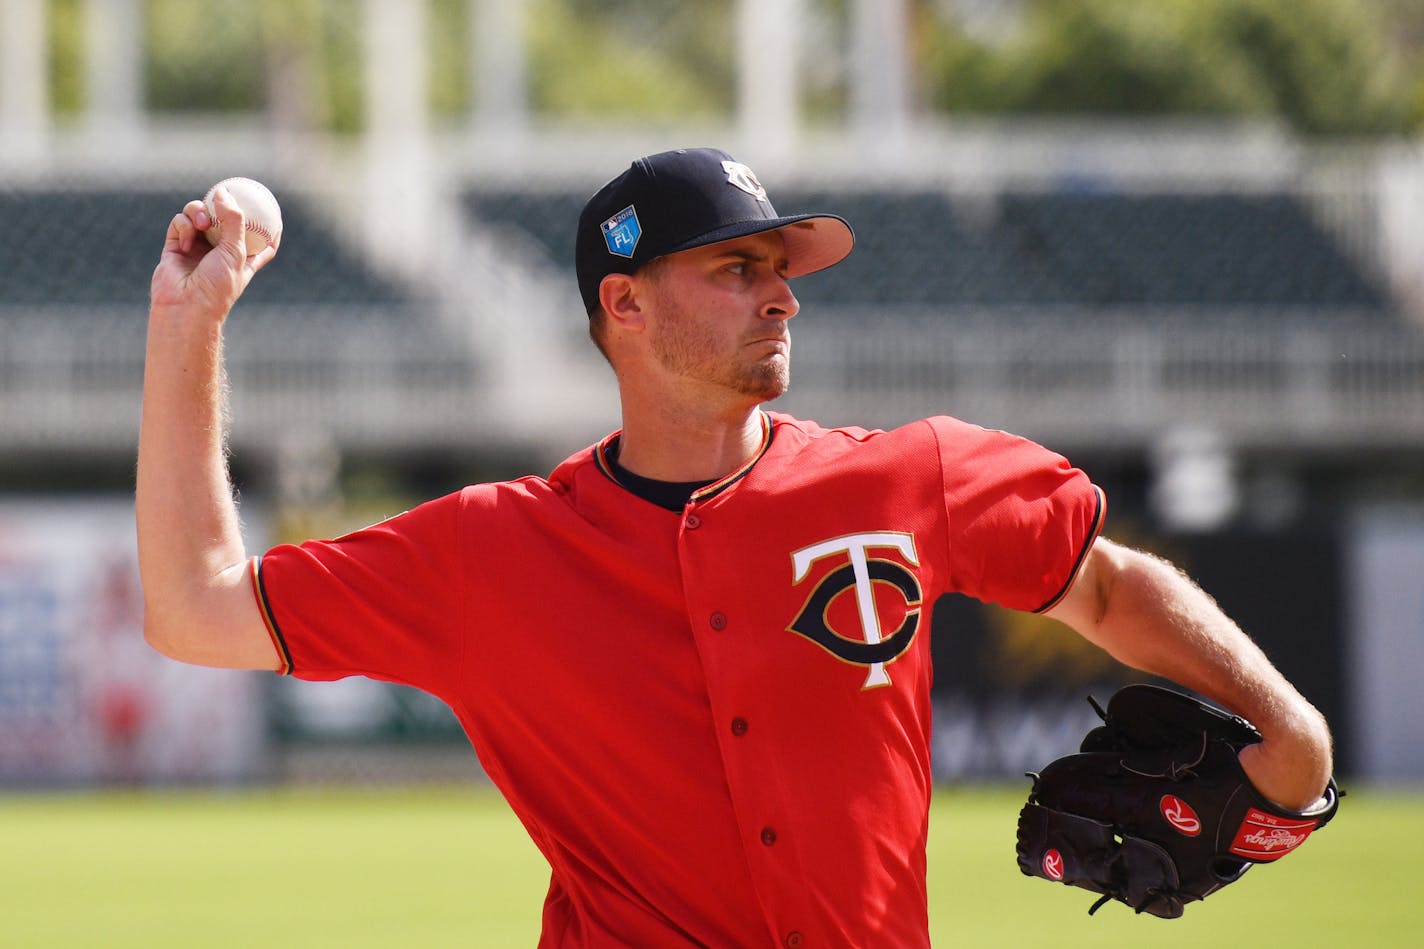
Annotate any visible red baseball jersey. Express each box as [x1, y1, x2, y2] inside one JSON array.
[[254, 411, 1104, 947]]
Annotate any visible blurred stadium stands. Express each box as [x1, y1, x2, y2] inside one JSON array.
[[0, 0, 1419, 482], [455, 172, 1424, 454], [0, 179, 482, 456], [5, 161, 1424, 464], [468, 184, 1392, 311]]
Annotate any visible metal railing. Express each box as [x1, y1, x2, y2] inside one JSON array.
[[6, 303, 1422, 459], [783, 308, 1424, 449]]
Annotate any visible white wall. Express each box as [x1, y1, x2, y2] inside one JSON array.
[[1347, 505, 1424, 782]]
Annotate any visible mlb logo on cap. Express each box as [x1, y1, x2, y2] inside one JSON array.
[[601, 206, 641, 259]]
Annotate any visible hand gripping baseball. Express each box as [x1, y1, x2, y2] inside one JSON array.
[[150, 182, 280, 324], [1015, 685, 1340, 918]]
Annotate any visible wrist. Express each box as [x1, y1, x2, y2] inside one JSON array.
[[147, 302, 232, 343], [1238, 722, 1333, 812]]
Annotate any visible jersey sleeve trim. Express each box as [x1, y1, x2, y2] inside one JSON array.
[[249, 555, 294, 676], [1033, 483, 1107, 614]]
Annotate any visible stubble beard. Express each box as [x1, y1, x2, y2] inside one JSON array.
[[651, 300, 790, 401], [744, 357, 790, 400]]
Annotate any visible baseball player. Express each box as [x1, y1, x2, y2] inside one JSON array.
[[137, 147, 1333, 946]]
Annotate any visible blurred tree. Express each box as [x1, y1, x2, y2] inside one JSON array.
[[527, 0, 732, 119], [48, 0, 84, 114], [1009, 2, 1241, 115], [802, 0, 850, 121], [143, 1, 267, 112], [1200, 0, 1409, 135], [1372, 0, 1424, 126], [260, 0, 332, 132], [429, 0, 472, 119], [38, 0, 1421, 135], [923, 0, 1419, 136]]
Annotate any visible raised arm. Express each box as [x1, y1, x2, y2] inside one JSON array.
[[136, 187, 282, 670], [1045, 536, 1333, 811]]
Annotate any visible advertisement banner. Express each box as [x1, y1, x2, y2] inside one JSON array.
[[0, 500, 266, 785]]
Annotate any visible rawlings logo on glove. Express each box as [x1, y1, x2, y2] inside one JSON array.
[[1016, 684, 1340, 918]]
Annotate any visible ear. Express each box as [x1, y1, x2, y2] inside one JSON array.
[[598, 272, 647, 333]]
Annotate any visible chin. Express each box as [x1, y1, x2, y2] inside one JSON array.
[[738, 372, 789, 401]]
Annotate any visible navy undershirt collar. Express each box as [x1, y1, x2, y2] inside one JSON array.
[[606, 447, 715, 512]]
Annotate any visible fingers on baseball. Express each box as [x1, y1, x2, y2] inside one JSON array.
[[166, 202, 207, 254], [246, 241, 279, 274], [183, 199, 210, 231], [208, 186, 251, 260]]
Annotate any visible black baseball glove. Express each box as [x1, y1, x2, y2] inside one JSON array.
[[1016, 683, 1340, 918]]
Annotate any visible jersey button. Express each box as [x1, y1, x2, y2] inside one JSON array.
[[784, 932, 803, 948], [684, 513, 702, 529], [730, 717, 748, 736], [709, 611, 727, 630], [760, 826, 777, 846]]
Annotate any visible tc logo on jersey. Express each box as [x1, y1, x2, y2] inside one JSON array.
[[601, 205, 641, 258], [787, 532, 922, 690]]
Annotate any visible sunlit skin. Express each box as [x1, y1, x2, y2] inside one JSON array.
[[644, 235, 799, 401], [599, 230, 800, 483]]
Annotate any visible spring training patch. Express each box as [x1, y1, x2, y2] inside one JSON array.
[[601, 205, 641, 259]]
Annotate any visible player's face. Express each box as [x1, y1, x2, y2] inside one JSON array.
[[642, 231, 800, 401]]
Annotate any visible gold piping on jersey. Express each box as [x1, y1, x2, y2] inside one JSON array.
[[249, 555, 294, 675], [690, 410, 774, 503], [594, 410, 774, 505]]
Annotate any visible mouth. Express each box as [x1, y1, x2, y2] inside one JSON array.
[[747, 336, 790, 351]]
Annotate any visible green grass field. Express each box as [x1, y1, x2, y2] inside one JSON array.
[[2, 783, 1416, 947]]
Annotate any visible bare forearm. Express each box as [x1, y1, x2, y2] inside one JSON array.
[[136, 307, 250, 634], [1050, 540, 1333, 809], [136, 188, 284, 670]]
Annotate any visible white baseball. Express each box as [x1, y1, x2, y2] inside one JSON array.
[[203, 176, 283, 256]]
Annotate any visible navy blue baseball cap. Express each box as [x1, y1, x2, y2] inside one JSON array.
[[575, 147, 854, 314]]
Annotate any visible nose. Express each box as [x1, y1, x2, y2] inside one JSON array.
[[760, 273, 800, 322]]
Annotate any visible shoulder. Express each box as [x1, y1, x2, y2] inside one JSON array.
[[915, 415, 1070, 469], [458, 435, 623, 516], [767, 411, 980, 454], [758, 414, 961, 496], [768, 412, 1078, 491]]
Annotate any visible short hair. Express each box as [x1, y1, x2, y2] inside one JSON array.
[[587, 305, 611, 364], [584, 256, 671, 366]]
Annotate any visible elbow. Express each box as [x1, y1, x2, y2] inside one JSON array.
[[137, 558, 258, 668], [141, 589, 214, 665], [142, 608, 192, 663], [139, 573, 278, 672]]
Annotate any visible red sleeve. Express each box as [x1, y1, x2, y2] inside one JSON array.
[[927, 417, 1105, 612], [254, 491, 467, 693]]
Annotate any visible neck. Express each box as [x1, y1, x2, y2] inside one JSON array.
[[615, 394, 767, 482]]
